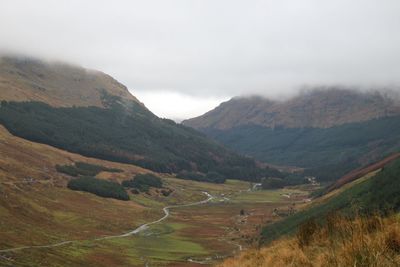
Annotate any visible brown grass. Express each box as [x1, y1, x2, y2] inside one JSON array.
[[0, 56, 140, 108], [218, 213, 400, 267]]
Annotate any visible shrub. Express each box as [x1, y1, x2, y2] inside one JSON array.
[[261, 178, 286, 189], [386, 228, 400, 253], [56, 165, 79, 177], [122, 173, 163, 192], [74, 162, 122, 175], [131, 188, 140, 195], [176, 171, 206, 181], [67, 177, 129, 200], [205, 171, 226, 183], [161, 189, 172, 197], [296, 218, 318, 248]]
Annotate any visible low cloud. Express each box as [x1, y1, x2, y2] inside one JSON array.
[[133, 90, 228, 121], [1, 0, 399, 118]]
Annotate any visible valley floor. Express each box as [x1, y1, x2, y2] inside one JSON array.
[[0, 126, 311, 267]]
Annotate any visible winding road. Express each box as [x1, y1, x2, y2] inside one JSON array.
[[0, 191, 214, 253]]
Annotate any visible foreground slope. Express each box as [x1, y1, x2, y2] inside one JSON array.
[[260, 156, 400, 243], [0, 56, 279, 181], [220, 214, 400, 267], [219, 156, 400, 267], [183, 88, 400, 180]]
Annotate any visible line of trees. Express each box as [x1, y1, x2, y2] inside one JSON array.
[[261, 174, 307, 189]]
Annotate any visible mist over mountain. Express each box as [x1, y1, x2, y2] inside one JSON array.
[[183, 87, 400, 129], [2, 1, 400, 119]]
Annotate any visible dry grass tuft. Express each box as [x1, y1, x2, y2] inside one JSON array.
[[218, 213, 400, 267], [386, 224, 400, 253]]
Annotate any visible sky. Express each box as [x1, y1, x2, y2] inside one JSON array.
[[1, 0, 400, 120]]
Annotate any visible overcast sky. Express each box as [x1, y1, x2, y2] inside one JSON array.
[[1, 0, 400, 120]]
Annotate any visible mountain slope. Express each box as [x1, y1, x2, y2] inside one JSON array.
[[0, 124, 152, 248], [183, 88, 400, 180], [0, 56, 280, 181], [184, 88, 400, 129], [0, 56, 141, 108], [261, 156, 400, 244]]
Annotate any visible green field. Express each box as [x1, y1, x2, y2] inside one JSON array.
[[0, 176, 311, 267]]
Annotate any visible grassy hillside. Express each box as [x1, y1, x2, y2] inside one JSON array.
[[219, 214, 400, 267], [0, 125, 153, 248], [203, 116, 400, 181], [218, 157, 400, 267], [0, 56, 140, 107], [260, 157, 400, 244]]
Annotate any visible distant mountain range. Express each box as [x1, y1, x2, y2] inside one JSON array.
[[183, 88, 400, 181], [0, 56, 281, 182]]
